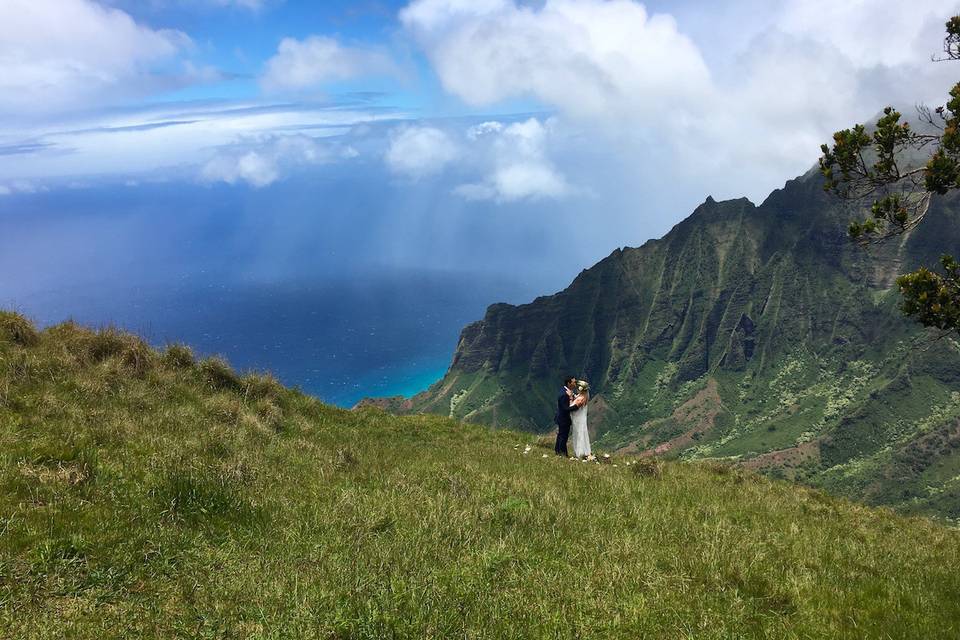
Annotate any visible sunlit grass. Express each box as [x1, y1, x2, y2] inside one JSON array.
[[1, 311, 959, 639]]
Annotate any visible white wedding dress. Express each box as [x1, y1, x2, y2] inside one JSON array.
[[571, 402, 591, 458]]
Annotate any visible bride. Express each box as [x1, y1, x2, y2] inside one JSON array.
[[570, 380, 592, 459]]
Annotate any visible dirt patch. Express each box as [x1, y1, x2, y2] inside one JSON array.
[[740, 439, 821, 473], [632, 378, 726, 457]]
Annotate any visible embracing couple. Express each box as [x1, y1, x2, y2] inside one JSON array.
[[555, 375, 592, 459]]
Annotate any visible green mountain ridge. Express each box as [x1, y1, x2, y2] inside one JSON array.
[[364, 171, 960, 521], [3, 313, 960, 638]]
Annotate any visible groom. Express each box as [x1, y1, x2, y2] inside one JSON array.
[[554, 375, 582, 457]]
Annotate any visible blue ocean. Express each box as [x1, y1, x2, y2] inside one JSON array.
[[0, 180, 570, 406], [1, 273, 542, 407]]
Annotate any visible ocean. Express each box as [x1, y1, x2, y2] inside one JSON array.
[[0, 180, 563, 407], [0, 272, 538, 407]]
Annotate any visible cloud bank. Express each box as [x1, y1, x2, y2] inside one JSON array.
[[201, 134, 357, 188], [0, 0, 191, 116], [400, 0, 960, 203]]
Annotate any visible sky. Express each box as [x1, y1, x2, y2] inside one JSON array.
[[2, 0, 960, 293]]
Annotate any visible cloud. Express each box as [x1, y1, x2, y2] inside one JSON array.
[[401, 0, 710, 122], [385, 126, 460, 178], [384, 117, 572, 202], [200, 134, 356, 188], [0, 100, 404, 184], [0, 0, 191, 117], [261, 36, 397, 92], [401, 0, 960, 205], [455, 118, 571, 202]]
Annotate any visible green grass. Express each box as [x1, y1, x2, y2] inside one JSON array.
[[2, 312, 960, 639]]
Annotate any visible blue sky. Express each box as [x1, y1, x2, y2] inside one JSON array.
[[2, 0, 960, 292]]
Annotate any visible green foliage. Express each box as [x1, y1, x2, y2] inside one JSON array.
[[898, 255, 960, 330], [819, 108, 916, 197], [946, 16, 960, 57], [3, 315, 960, 638], [820, 18, 960, 334]]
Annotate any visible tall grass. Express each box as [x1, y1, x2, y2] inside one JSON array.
[[1, 311, 959, 639]]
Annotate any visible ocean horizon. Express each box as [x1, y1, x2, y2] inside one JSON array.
[[0, 271, 540, 407]]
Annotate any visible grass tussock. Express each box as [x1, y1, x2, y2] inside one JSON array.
[[1, 313, 960, 639], [0, 311, 40, 347], [199, 356, 243, 392], [161, 343, 195, 370], [631, 457, 664, 477]]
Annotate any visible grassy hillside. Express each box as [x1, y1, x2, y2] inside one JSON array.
[[377, 176, 960, 519], [2, 312, 960, 639]]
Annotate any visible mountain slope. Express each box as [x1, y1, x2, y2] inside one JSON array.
[[377, 171, 960, 520], [3, 314, 960, 638]]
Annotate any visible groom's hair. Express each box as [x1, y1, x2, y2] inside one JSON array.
[[564, 375, 577, 385]]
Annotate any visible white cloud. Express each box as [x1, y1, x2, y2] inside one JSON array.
[[456, 118, 571, 202], [777, 0, 949, 68], [261, 36, 397, 92], [385, 117, 572, 202], [385, 126, 460, 178], [0, 0, 190, 116], [401, 0, 711, 122], [202, 150, 279, 188], [200, 134, 354, 188], [0, 100, 404, 184], [401, 0, 960, 204]]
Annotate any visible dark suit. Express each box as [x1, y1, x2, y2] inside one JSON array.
[[554, 387, 580, 456]]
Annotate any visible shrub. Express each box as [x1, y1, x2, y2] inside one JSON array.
[[199, 356, 243, 393], [0, 312, 39, 347]]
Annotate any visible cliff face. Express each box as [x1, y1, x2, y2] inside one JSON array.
[[382, 171, 960, 518]]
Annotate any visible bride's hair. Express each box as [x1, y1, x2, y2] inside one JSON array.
[[580, 390, 590, 402]]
